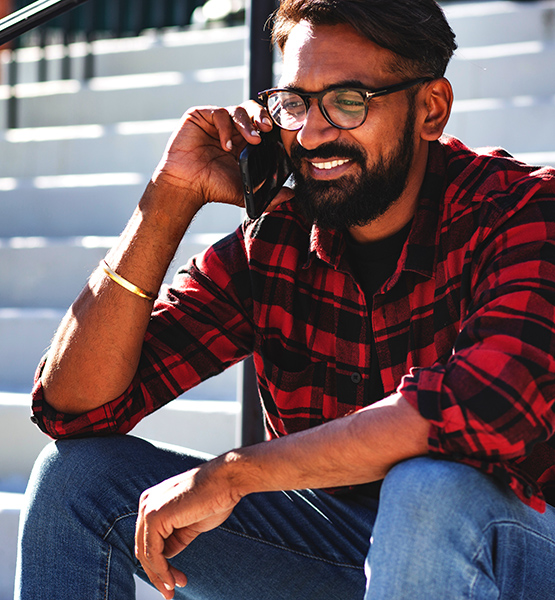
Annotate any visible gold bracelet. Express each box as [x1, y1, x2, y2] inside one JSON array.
[[100, 260, 157, 301]]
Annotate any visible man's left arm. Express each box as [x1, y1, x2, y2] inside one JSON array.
[[135, 392, 429, 598], [400, 175, 555, 509]]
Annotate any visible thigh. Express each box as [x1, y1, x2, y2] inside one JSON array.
[[165, 486, 376, 600], [28, 435, 375, 600]]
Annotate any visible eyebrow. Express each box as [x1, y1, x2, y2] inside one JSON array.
[[280, 79, 373, 93]]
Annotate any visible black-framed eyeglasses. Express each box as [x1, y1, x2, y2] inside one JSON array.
[[258, 77, 433, 131]]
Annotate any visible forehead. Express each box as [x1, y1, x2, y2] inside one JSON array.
[[279, 21, 396, 90]]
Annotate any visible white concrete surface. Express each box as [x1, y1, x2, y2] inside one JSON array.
[[0, 235, 222, 308], [0, 492, 24, 600]]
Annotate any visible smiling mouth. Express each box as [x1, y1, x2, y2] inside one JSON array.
[[311, 158, 351, 170]]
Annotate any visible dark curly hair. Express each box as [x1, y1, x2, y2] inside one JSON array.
[[271, 0, 457, 79]]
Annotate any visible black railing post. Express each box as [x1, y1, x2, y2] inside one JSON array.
[[7, 40, 18, 128], [61, 10, 71, 79], [241, 0, 276, 447], [38, 26, 48, 81], [247, 0, 275, 100], [82, 0, 95, 80]]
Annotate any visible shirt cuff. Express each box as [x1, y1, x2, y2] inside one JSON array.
[[31, 358, 136, 439], [398, 366, 547, 512]]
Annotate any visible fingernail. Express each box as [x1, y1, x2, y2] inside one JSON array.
[[164, 583, 173, 591], [262, 117, 272, 126], [251, 129, 260, 137], [226, 139, 233, 151]]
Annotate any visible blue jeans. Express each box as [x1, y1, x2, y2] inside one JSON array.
[[14, 435, 555, 599]]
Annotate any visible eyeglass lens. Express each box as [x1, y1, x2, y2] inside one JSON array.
[[267, 89, 367, 130]]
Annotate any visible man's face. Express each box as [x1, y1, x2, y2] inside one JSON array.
[[278, 22, 420, 230]]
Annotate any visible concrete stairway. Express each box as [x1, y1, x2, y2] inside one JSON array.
[[1, 1, 555, 597], [0, 23, 247, 600]]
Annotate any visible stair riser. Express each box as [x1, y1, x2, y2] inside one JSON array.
[[0, 187, 243, 237]]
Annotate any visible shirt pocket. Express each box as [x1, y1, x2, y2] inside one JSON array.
[[259, 339, 329, 432]]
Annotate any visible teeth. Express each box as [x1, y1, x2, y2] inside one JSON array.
[[312, 158, 350, 170]]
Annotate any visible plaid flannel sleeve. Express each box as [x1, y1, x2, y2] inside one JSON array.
[[31, 229, 254, 439], [400, 176, 555, 511]]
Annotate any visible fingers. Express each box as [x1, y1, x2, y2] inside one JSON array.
[[136, 493, 182, 599], [226, 101, 274, 148], [183, 102, 275, 158], [233, 100, 273, 133]]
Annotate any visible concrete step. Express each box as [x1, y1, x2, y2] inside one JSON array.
[[0, 490, 24, 600], [447, 94, 555, 155], [0, 7, 553, 130], [0, 65, 246, 128], [2, 43, 553, 130], [2, 2, 553, 90], [0, 176, 145, 237], [0, 234, 215, 308], [444, 0, 555, 47], [0, 120, 177, 178], [0, 90, 552, 188], [446, 40, 555, 100], [0, 308, 63, 391], [0, 25, 247, 85], [0, 304, 242, 396], [0, 180, 243, 237], [512, 150, 555, 168]]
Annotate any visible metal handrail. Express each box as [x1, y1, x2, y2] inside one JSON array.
[[0, 0, 91, 46]]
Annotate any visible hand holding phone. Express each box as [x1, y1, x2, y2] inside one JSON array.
[[239, 128, 293, 220]]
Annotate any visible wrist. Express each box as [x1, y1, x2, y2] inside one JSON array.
[[143, 175, 205, 224], [215, 447, 266, 501]]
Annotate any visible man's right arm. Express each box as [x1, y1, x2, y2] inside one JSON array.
[[41, 105, 269, 415]]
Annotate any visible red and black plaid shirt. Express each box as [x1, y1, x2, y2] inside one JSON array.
[[32, 136, 555, 511]]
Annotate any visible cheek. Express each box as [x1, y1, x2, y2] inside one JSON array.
[[352, 116, 403, 165]]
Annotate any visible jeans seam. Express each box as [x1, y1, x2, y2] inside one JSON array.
[[483, 519, 555, 547], [101, 510, 363, 572], [468, 518, 548, 600], [102, 511, 138, 541], [217, 525, 364, 570], [103, 545, 112, 600]]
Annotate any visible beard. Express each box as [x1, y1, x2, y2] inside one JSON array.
[[290, 105, 416, 230]]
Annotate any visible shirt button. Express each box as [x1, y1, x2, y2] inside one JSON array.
[[350, 372, 362, 384], [524, 485, 534, 499]]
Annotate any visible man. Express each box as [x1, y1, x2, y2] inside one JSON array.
[[16, 0, 555, 598]]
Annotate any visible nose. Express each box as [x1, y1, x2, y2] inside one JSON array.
[[295, 100, 340, 151]]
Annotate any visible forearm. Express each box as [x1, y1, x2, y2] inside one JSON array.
[[42, 178, 203, 414], [224, 393, 430, 497]]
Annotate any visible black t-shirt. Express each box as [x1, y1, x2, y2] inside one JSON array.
[[342, 221, 411, 499], [345, 220, 412, 406]]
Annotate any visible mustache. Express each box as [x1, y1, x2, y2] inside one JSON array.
[[290, 141, 367, 165]]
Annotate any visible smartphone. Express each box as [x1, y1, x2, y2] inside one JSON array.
[[239, 128, 293, 220]]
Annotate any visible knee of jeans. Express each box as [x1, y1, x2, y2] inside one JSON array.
[[380, 457, 504, 529], [27, 435, 137, 505]]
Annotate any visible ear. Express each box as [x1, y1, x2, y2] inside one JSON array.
[[419, 78, 453, 141]]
